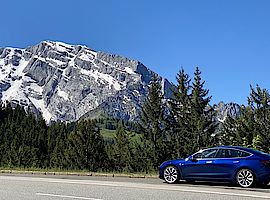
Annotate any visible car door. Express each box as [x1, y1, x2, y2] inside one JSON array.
[[181, 148, 219, 179], [212, 148, 244, 179]]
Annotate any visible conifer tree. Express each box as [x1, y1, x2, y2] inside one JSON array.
[[113, 120, 132, 171], [66, 120, 107, 171], [168, 68, 192, 157], [190, 67, 216, 151], [220, 115, 238, 145], [50, 123, 69, 169], [248, 85, 270, 152], [221, 85, 270, 153], [139, 75, 166, 169]]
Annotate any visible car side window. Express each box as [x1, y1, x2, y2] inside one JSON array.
[[216, 149, 237, 158], [194, 149, 218, 159], [216, 149, 228, 158], [202, 149, 218, 158], [237, 150, 251, 158], [216, 149, 251, 158], [193, 152, 202, 159], [228, 149, 239, 158]]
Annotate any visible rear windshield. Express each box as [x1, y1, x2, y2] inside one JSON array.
[[248, 149, 269, 156]]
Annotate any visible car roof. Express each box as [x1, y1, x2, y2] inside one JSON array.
[[212, 146, 269, 156], [215, 146, 249, 150], [205, 146, 253, 153]]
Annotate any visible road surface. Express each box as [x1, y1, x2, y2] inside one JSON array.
[[0, 174, 270, 199]]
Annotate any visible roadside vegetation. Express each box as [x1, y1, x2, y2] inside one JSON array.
[[0, 67, 269, 173]]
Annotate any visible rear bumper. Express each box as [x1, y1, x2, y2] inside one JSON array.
[[256, 170, 270, 184], [257, 175, 270, 184]]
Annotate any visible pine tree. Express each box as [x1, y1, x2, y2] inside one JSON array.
[[190, 67, 216, 151], [220, 115, 238, 145], [248, 85, 270, 152], [112, 121, 132, 171], [66, 120, 107, 171], [221, 85, 270, 153], [139, 75, 166, 169], [50, 123, 69, 169], [0, 104, 48, 168], [168, 68, 192, 157], [221, 106, 255, 147]]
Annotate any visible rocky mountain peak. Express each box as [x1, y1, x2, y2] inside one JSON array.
[[213, 101, 241, 122], [0, 41, 173, 123]]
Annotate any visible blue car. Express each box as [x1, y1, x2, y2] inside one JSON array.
[[159, 146, 270, 187]]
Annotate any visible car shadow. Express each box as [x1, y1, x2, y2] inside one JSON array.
[[170, 180, 270, 191]]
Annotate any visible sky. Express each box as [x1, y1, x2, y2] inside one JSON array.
[[1, 0, 270, 105]]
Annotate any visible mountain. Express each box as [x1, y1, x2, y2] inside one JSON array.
[[213, 101, 241, 122], [0, 41, 173, 123], [212, 101, 241, 137]]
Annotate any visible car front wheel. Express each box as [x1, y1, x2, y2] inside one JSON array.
[[163, 166, 179, 184], [236, 168, 254, 188]]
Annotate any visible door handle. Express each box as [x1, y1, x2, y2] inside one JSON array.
[[206, 161, 213, 164], [233, 161, 239, 164]]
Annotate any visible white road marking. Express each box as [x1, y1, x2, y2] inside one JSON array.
[[36, 193, 103, 200], [1, 176, 270, 199]]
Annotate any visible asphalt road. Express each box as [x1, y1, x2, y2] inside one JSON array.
[[1, 174, 270, 200]]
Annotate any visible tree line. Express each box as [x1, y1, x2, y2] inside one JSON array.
[[220, 85, 270, 153], [0, 67, 269, 172]]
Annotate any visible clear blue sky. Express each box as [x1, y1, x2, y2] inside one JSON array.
[[1, 0, 270, 105]]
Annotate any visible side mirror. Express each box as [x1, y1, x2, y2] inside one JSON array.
[[189, 156, 197, 162]]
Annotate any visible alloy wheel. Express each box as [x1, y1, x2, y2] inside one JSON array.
[[236, 169, 254, 188], [164, 166, 179, 184]]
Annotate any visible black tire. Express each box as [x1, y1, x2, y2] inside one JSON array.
[[163, 165, 180, 184]]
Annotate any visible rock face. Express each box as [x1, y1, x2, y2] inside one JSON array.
[[212, 102, 241, 137], [213, 101, 241, 123], [0, 41, 173, 123]]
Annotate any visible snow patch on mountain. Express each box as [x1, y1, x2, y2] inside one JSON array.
[[57, 87, 69, 101], [124, 67, 136, 74], [29, 96, 52, 122], [1, 52, 28, 102], [0, 41, 174, 123]]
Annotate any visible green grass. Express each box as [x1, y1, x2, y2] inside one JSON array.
[[100, 129, 116, 140], [100, 128, 142, 144], [0, 167, 158, 178]]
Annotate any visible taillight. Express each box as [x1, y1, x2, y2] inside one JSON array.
[[260, 160, 270, 167]]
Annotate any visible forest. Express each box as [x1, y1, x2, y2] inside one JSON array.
[[0, 67, 269, 173]]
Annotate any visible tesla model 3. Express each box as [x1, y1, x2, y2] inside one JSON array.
[[159, 146, 270, 187]]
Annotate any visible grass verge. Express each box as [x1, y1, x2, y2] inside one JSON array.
[[0, 167, 158, 179]]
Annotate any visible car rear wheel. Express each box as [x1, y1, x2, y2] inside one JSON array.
[[163, 166, 179, 184], [236, 168, 254, 188]]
